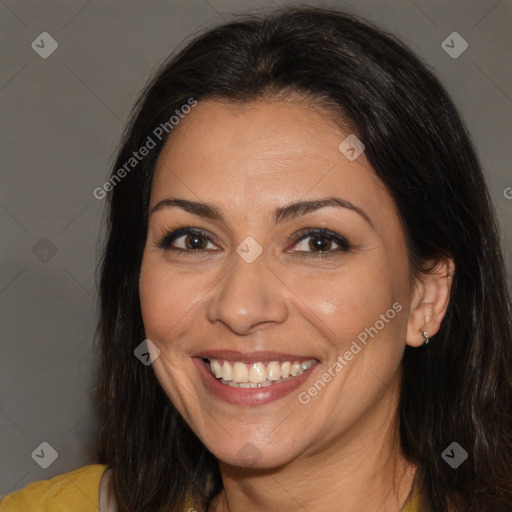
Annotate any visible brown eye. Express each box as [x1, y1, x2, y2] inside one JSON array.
[[156, 227, 218, 252], [307, 235, 334, 252], [183, 233, 208, 250], [289, 228, 350, 257]]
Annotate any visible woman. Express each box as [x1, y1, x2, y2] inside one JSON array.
[[1, 6, 511, 512]]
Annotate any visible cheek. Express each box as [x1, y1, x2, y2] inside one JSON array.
[[139, 258, 196, 339], [289, 258, 399, 347]]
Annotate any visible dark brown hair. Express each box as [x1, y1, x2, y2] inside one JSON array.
[[94, 6, 512, 511]]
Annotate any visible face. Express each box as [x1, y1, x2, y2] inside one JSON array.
[[139, 97, 414, 469]]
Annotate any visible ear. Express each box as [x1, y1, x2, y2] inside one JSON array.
[[406, 257, 455, 347]]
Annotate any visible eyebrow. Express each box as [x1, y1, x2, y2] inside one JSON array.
[[149, 196, 374, 230]]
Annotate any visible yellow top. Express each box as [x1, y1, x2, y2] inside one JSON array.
[[0, 463, 427, 511], [0, 464, 109, 512]]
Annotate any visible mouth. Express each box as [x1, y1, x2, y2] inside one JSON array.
[[205, 358, 316, 388], [193, 351, 320, 405]]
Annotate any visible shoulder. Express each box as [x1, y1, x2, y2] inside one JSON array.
[[0, 464, 109, 512]]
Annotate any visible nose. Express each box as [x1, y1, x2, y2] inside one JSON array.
[[206, 250, 288, 335]]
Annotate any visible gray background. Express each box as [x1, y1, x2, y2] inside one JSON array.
[[1, 0, 511, 497]]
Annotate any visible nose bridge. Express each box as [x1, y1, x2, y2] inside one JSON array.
[[207, 247, 288, 334]]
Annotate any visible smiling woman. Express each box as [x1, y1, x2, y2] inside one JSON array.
[[2, 5, 511, 512]]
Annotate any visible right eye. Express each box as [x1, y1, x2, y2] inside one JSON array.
[[156, 227, 220, 254]]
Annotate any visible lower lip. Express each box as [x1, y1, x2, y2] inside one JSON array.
[[193, 358, 320, 406]]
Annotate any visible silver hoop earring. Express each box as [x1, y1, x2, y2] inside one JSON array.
[[421, 329, 429, 345]]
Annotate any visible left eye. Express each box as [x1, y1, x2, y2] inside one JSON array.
[[289, 229, 350, 255]]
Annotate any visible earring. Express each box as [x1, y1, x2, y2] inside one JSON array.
[[421, 329, 429, 345]]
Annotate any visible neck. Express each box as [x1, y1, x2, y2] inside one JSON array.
[[210, 379, 417, 512]]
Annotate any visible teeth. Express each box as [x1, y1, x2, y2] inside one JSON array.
[[206, 358, 316, 386], [266, 361, 281, 381], [249, 362, 266, 383], [301, 360, 315, 371], [211, 360, 223, 378], [226, 380, 274, 388], [290, 362, 302, 377], [220, 375, 301, 387], [222, 361, 232, 381], [232, 362, 249, 383]]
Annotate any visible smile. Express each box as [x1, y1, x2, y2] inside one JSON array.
[[193, 351, 320, 405], [207, 358, 317, 388]]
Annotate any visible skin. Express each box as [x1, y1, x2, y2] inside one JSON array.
[[139, 97, 454, 512]]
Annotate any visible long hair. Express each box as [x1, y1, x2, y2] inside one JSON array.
[[93, 6, 512, 511]]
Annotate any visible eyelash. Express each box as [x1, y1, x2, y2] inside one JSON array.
[[155, 226, 351, 259]]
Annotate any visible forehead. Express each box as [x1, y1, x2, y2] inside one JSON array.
[[150, 98, 395, 230]]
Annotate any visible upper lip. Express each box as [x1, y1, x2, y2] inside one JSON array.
[[193, 350, 318, 363]]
